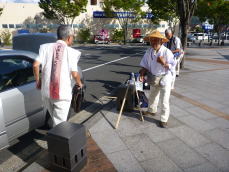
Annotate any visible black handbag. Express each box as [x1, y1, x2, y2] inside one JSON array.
[[71, 85, 84, 113]]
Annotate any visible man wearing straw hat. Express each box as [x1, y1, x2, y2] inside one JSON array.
[[139, 30, 176, 128]]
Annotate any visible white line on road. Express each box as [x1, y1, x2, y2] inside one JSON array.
[[82, 52, 144, 72]]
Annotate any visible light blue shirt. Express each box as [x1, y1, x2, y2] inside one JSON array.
[[140, 45, 176, 76]]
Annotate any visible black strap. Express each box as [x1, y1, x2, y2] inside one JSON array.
[[166, 36, 176, 50]]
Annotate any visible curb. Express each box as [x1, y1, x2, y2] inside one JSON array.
[[69, 96, 116, 127]]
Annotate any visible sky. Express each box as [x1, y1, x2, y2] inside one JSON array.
[[0, 0, 39, 3]]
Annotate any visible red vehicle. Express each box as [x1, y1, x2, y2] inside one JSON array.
[[94, 35, 110, 44]]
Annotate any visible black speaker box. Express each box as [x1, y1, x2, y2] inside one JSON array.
[[47, 122, 87, 172]]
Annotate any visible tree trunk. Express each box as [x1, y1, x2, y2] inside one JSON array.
[[176, 0, 196, 69], [179, 20, 188, 69], [123, 22, 128, 45]]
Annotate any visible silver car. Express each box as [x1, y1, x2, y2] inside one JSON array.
[[0, 33, 84, 150]]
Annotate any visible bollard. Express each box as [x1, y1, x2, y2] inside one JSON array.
[[47, 122, 87, 172]]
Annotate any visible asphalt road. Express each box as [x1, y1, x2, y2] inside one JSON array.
[[75, 45, 147, 108], [0, 44, 148, 171]]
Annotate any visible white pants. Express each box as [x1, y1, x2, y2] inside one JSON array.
[[176, 53, 184, 76], [147, 84, 172, 122], [43, 97, 71, 127], [171, 70, 176, 90], [171, 54, 184, 89]]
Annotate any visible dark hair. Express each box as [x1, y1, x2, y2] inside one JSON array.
[[57, 25, 74, 40]]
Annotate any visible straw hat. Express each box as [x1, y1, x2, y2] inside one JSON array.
[[144, 30, 169, 43]]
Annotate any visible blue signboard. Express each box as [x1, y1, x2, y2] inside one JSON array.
[[17, 29, 29, 34], [202, 24, 214, 31], [93, 11, 153, 19]]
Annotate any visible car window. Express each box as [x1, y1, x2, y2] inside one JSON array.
[[0, 56, 34, 92]]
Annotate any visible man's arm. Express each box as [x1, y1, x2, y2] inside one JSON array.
[[172, 37, 181, 54], [172, 49, 180, 54], [33, 60, 41, 89], [71, 71, 83, 88]]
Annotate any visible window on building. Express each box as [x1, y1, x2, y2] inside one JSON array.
[[9, 24, 15, 28], [100, 2, 104, 7], [2, 24, 8, 28], [16, 24, 22, 28], [91, 0, 97, 5]]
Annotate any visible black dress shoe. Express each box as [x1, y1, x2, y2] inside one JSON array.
[[143, 111, 156, 116], [159, 121, 167, 128]]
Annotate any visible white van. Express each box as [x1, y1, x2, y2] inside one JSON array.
[[193, 33, 208, 40]]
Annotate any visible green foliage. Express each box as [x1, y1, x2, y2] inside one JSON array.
[[148, 0, 196, 50], [39, 0, 88, 24], [103, 0, 145, 16], [103, 0, 145, 44], [111, 29, 124, 42], [195, 0, 229, 32], [195, 27, 204, 33], [77, 28, 91, 43], [1, 30, 12, 45], [39, 27, 49, 33], [147, 0, 177, 24]]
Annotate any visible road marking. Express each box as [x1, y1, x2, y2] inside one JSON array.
[[82, 52, 144, 72], [172, 91, 229, 120]]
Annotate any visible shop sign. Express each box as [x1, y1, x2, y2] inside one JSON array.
[[93, 11, 153, 19]]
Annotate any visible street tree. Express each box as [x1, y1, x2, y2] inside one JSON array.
[[195, 0, 229, 45], [103, 0, 146, 44], [147, 0, 178, 30], [147, 0, 197, 68], [39, 0, 87, 25]]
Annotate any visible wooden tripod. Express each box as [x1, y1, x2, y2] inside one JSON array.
[[115, 80, 144, 129]]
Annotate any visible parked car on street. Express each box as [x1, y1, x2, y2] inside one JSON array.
[[132, 35, 145, 43], [193, 33, 208, 40], [0, 33, 84, 150], [187, 34, 196, 42], [94, 35, 110, 44]]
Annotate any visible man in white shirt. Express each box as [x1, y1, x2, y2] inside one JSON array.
[[164, 28, 183, 77], [33, 25, 83, 127], [140, 30, 176, 128]]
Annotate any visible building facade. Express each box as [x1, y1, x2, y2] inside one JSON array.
[[0, 0, 169, 41]]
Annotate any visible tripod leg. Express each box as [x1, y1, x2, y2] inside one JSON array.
[[115, 84, 130, 129], [135, 86, 144, 122]]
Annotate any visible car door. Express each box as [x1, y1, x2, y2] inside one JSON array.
[[0, 55, 44, 143]]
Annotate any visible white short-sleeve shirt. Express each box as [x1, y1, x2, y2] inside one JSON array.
[[164, 36, 181, 52], [140, 45, 175, 76], [36, 40, 81, 100]]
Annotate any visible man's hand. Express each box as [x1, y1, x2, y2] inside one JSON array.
[[72, 71, 83, 89], [157, 56, 166, 66], [163, 63, 170, 70], [33, 60, 41, 90], [36, 80, 41, 90], [139, 75, 145, 82], [78, 81, 83, 89]]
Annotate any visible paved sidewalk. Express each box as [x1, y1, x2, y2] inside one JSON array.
[[88, 47, 229, 172], [20, 47, 229, 172]]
